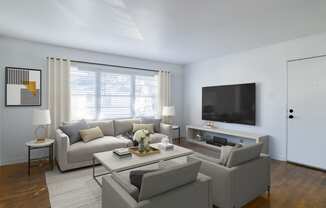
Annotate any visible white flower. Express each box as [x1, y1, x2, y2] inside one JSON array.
[[133, 129, 151, 143]]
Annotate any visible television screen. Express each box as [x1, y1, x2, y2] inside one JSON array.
[[202, 83, 256, 125]]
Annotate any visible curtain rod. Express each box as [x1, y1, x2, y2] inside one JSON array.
[[47, 57, 166, 73]]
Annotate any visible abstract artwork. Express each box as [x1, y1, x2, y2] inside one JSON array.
[[5, 67, 42, 106]]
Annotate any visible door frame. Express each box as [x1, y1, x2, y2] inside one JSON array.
[[286, 54, 326, 163]]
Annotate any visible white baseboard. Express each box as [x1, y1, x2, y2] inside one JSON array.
[[1, 157, 27, 166], [270, 154, 286, 161]]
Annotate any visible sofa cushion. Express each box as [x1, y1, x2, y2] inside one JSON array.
[[226, 143, 263, 168], [138, 160, 201, 201], [133, 123, 154, 134], [87, 120, 114, 136], [112, 172, 139, 200], [149, 133, 166, 144], [67, 136, 132, 163], [115, 119, 141, 136], [79, 126, 104, 142], [140, 118, 161, 132], [60, 119, 89, 144]]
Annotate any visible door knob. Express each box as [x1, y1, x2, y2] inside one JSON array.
[[289, 109, 294, 113], [289, 115, 294, 119]]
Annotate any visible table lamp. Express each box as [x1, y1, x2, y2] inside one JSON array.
[[162, 106, 175, 124], [32, 109, 51, 142]]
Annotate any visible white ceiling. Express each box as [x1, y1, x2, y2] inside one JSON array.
[[1, 0, 326, 64]]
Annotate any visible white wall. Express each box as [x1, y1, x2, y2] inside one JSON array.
[[184, 32, 326, 161], [0, 36, 184, 165]]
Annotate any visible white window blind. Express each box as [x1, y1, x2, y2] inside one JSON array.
[[70, 65, 158, 120], [135, 75, 158, 117]]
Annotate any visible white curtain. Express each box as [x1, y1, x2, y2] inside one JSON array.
[[157, 70, 172, 118], [47, 58, 71, 137]]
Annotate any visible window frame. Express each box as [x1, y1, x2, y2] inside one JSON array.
[[70, 65, 158, 120]]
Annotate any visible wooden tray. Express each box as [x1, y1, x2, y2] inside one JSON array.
[[129, 146, 160, 157]]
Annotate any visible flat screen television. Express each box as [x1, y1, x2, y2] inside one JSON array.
[[202, 83, 256, 125]]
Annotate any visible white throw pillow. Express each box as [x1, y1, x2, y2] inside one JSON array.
[[132, 123, 154, 134]]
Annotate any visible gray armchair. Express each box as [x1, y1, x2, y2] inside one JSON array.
[[102, 161, 213, 208], [189, 143, 270, 208]]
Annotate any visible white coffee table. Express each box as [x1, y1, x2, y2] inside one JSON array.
[[92, 143, 193, 186]]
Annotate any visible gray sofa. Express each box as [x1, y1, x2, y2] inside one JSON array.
[[102, 160, 212, 208], [189, 143, 270, 208], [55, 118, 173, 171]]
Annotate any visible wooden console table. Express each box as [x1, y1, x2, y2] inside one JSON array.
[[186, 125, 269, 154]]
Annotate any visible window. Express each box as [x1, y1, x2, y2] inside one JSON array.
[[70, 66, 158, 120]]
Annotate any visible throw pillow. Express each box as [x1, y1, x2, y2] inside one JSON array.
[[79, 126, 104, 142], [140, 118, 161, 132], [132, 123, 154, 134], [219, 144, 242, 166], [129, 169, 158, 190], [123, 130, 138, 146], [59, 119, 89, 144]]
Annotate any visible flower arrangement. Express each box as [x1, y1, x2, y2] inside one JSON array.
[[133, 129, 151, 152]]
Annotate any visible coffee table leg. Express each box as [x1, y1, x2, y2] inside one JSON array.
[[92, 157, 111, 187]]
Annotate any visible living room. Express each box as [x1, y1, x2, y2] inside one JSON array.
[[1, 1, 326, 208]]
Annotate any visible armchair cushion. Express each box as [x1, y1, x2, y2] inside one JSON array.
[[138, 160, 201, 201], [59, 119, 88, 144], [227, 143, 263, 168]]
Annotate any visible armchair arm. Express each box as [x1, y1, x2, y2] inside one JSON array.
[[159, 123, 173, 139], [188, 155, 236, 208], [102, 175, 142, 208]]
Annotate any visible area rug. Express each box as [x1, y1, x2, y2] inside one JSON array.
[[45, 157, 186, 208], [45, 167, 103, 208]]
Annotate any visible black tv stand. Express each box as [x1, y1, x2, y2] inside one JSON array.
[[206, 140, 236, 147]]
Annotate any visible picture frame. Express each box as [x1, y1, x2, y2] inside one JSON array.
[[5, 67, 42, 107]]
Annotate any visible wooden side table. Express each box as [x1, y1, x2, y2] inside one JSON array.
[[172, 125, 181, 144], [25, 139, 54, 176]]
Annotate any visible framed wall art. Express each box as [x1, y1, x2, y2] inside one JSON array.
[[5, 67, 42, 106]]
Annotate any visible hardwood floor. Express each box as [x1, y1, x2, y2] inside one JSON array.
[[0, 142, 325, 208], [0, 161, 50, 208]]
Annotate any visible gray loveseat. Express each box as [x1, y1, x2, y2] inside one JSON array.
[[55, 118, 173, 171], [189, 143, 270, 208]]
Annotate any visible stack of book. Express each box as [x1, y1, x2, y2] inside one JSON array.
[[113, 148, 131, 158]]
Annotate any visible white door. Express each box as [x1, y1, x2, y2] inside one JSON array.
[[288, 56, 326, 170]]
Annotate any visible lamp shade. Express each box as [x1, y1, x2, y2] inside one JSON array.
[[32, 109, 51, 125], [162, 106, 175, 116]]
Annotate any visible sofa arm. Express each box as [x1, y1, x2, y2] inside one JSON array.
[[159, 123, 173, 139], [102, 175, 142, 208], [55, 129, 70, 165], [55, 129, 70, 150]]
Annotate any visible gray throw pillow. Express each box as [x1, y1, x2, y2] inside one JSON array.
[[59, 120, 89, 144], [129, 169, 158, 190]]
